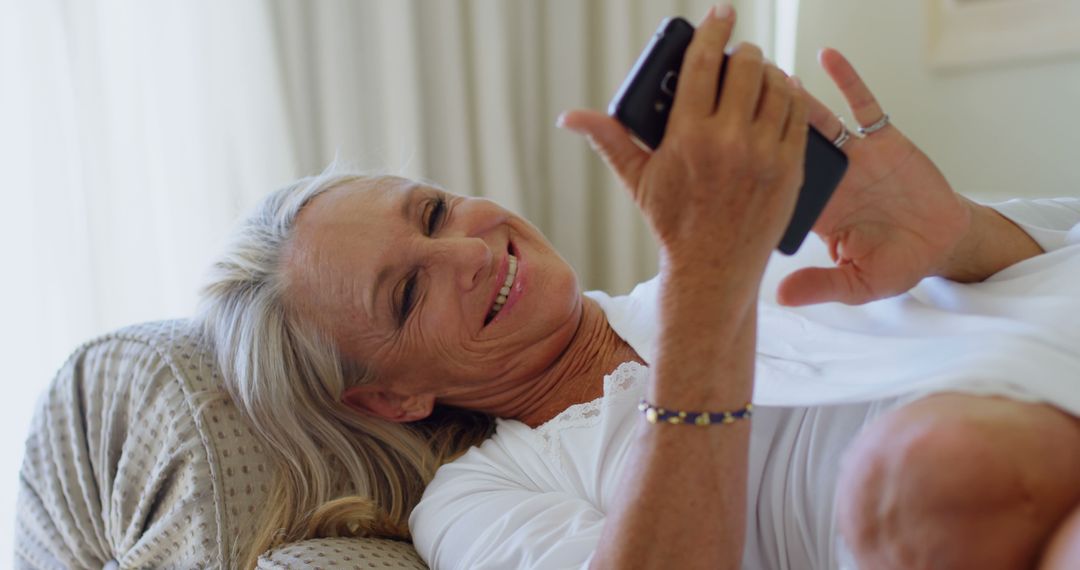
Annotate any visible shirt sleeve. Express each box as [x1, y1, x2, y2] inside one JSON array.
[[409, 425, 604, 570], [986, 197, 1080, 253]]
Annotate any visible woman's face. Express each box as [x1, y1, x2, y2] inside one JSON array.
[[284, 177, 582, 418]]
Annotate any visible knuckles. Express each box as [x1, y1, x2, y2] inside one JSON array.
[[730, 41, 763, 60], [665, 122, 799, 185], [766, 68, 792, 98], [683, 45, 723, 77], [665, 127, 751, 179]]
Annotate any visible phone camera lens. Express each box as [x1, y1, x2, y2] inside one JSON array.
[[660, 70, 677, 97]]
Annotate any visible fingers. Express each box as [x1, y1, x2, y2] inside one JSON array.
[[789, 76, 849, 148], [755, 66, 793, 140], [557, 108, 650, 192], [717, 41, 766, 125], [782, 82, 809, 152], [818, 48, 888, 131], [669, 5, 736, 122], [775, 265, 871, 306]]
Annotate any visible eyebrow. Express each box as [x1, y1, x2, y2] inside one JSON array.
[[371, 184, 421, 326]]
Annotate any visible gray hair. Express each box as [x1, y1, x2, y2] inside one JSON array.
[[198, 165, 494, 568]]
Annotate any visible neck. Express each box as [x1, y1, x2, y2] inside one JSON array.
[[510, 296, 642, 428]]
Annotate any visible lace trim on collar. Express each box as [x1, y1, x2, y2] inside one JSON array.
[[531, 361, 648, 468]]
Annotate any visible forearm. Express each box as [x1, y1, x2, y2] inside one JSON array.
[[938, 197, 1044, 283], [591, 269, 758, 569]]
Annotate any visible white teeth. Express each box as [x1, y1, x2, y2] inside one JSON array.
[[487, 254, 519, 319]]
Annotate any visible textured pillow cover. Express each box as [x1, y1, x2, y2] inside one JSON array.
[[16, 320, 427, 570]]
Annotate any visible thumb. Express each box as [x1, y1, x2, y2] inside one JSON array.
[[776, 265, 871, 306], [558, 109, 649, 191]]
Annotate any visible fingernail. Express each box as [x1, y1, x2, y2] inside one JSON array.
[[715, 3, 733, 20], [555, 112, 567, 128], [789, 75, 803, 89]]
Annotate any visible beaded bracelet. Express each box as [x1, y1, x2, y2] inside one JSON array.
[[637, 399, 754, 426]]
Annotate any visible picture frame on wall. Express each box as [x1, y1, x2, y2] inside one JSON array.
[[926, 0, 1080, 69]]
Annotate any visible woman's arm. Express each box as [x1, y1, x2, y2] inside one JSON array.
[[561, 5, 808, 568], [985, 197, 1080, 253], [591, 270, 759, 568], [937, 199, 1044, 282]]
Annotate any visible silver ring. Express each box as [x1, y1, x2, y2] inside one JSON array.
[[857, 113, 890, 136], [831, 126, 852, 149]]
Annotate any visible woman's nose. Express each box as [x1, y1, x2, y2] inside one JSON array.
[[432, 237, 492, 293]]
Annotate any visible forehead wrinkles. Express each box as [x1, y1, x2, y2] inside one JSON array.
[[282, 182, 403, 354], [281, 229, 366, 351]]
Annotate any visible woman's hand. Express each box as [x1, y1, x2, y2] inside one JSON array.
[[775, 48, 975, 306], [558, 8, 808, 290], [558, 7, 808, 570]]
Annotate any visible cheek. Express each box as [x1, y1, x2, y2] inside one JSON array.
[[531, 253, 580, 322], [407, 309, 484, 376], [526, 258, 582, 355], [417, 313, 524, 379]]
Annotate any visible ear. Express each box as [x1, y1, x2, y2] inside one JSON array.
[[341, 385, 435, 423]]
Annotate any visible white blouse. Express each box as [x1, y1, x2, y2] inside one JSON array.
[[410, 198, 1080, 570]]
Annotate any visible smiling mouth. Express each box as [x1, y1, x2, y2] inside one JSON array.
[[484, 253, 518, 325]]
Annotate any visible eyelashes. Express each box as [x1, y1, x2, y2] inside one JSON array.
[[400, 271, 417, 324], [398, 195, 449, 324], [427, 196, 447, 235]]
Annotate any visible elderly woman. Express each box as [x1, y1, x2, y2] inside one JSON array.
[[200, 6, 1080, 570]]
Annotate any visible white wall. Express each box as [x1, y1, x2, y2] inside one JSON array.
[[794, 0, 1080, 202]]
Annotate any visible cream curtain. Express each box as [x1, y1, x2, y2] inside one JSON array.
[[268, 0, 786, 294], [1, 0, 303, 559], [1, 0, 791, 558]]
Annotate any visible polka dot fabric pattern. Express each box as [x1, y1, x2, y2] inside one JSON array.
[[15, 320, 429, 569], [258, 537, 427, 569]]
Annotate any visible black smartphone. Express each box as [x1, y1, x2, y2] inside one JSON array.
[[608, 17, 847, 255]]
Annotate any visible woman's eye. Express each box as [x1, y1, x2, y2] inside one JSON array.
[[426, 197, 446, 235], [399, 274, 417, 323]]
